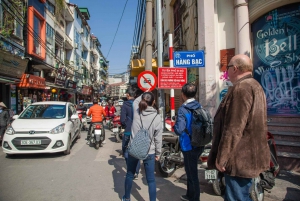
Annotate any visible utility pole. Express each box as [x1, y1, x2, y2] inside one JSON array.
[[145, 0, 152, 71], [156, 0, 166, 130]]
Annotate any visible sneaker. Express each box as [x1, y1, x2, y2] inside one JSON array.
[[102, 140, 106, 144], [180, 195, 189, 201], [86, 141, 90, 145], [134, 174, 138, 180], [121, 196, 130, 201]]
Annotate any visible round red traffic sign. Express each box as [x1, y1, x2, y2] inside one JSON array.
[[137, 71, 157, 92]]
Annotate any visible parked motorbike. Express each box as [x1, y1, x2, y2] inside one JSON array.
[[89, 122, 104, 150], [157, 131, 184, 177], [204, 132, 280, 201], [112, 115, 123, 143], [77, 110, 87, 131]]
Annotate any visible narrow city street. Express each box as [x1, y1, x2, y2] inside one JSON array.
[[0, 127, 282, 201]]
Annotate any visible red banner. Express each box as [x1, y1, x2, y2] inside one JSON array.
[[18, 74, 46, 89]]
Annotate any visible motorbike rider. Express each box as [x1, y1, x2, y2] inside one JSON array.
[[76, 100, 87, 114], [86, 98, 106, 144]]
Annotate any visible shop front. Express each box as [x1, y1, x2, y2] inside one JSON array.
[[77, 85, 93, 103], [251, 2, 300, 116], [17, 74, 46, 113], [0, 50, 28, 108]]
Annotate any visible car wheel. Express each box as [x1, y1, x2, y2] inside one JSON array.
[[64, 136, 71, 155]]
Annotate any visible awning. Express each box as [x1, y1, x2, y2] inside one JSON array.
[[0, 76, 21, 84], [130, 59, 169, 77]]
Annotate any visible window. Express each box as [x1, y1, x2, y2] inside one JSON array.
[[28, 6, 46, 60], [0, 0, 24, 39], [174, 0, 180, 28], [33, 15, 41, 55], [45, 0, 55, 15], [46, 23, 54, 46]]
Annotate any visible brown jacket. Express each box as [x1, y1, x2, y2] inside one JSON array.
[[208, 74, 270, 178]]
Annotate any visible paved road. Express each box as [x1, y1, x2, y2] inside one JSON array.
[[0, 128, 274, 201]]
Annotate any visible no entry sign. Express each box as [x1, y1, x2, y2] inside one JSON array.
[[137, 71, 157, 92], [158, 67, 187, 89]]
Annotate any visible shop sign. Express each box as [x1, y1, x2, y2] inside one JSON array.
[[220, 48, 235, 72], [55, 67, 67, 86], [173, 50, 205, 67], [18, 74, 46, 89], [65, 80, 76, 89], [252, 3, 300, 116], [81, 85, 92, 95], [0, 50, 28, 78]]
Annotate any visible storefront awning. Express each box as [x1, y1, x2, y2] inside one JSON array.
[[130, 59, 169, 77]]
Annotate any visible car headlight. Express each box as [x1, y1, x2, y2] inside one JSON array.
[[5, 126, 15, 135], [49, 123, 65, 134]]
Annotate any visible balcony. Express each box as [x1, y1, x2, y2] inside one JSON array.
[[65, 34, 73, 50], [65, 4, 74, 22]]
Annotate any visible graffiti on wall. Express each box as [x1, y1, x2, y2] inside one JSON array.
[[252, 3, 300, 116]]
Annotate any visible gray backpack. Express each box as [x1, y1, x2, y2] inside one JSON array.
[[128, 113, 158, 160]]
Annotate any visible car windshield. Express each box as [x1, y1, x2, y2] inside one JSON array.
[[19, 104, 66, 119], [84, 103, 93, 109]]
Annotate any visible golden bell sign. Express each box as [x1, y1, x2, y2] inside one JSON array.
[[51, 88, 57, 93]]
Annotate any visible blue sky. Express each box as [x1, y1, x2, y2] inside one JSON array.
[[70, 0, 138, 75]]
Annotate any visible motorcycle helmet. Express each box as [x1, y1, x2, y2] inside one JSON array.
[[79, 100, 84, 103]]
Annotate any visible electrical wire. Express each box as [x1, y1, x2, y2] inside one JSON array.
[[106, 0, 129, 59]]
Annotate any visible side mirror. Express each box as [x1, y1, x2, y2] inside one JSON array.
[[13, 115, 19, 120], [71, 114, 78, 120], [172, 116, 176, 121]]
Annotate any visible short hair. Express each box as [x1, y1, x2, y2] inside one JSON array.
[[232, 57, 253, 72], [93, 99, 98, 104], [181, 83, 197, 98], [126, 86, 135, 97]]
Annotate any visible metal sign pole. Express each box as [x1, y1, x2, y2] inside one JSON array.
[[169, 34, 175, 131]]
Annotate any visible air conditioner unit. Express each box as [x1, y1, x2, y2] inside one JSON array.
[[74, 43, 78, 49], [80, 28, 84, 34]]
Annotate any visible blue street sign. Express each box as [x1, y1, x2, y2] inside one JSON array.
[[173, 50, 205, 67]]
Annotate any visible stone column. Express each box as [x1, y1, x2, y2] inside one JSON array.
[[234, 0, 251, 56], [197, 0, 217, 115]]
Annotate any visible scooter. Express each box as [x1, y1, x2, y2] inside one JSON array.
[[105, 116, 113, 130], [112, 115, 123, 143], [77, 110, 87, 131], [89, 122, 104, 150], [157, 131, 184, 177], [204, 132, 280, 201]]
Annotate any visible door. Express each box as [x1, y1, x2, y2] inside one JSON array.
[[67, 104, 76, 140]]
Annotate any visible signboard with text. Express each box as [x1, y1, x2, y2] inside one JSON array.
[[252, 3, 300, 116], [173, 50, 205, 67], [158, 67, 187, 89]]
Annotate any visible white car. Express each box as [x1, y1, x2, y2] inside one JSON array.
[[2, 101, 81, 156]]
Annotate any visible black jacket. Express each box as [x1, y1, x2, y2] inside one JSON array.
[[0, 110, 10, 127], [120, 99, 134, 135]]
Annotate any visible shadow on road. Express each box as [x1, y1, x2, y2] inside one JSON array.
[[108, 155, 144, 201]]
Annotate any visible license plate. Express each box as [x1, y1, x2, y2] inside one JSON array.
[[21, 140, 41, 145], [113, 128, 118, 133], [205, 169, 217, 180], [94, 129, 101, 135]]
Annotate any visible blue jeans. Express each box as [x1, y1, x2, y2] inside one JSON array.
[[122, 135, 140, 174], [124, 154, 156, 201], [224, 174, 253, 201], [182, 147, 204, 201]]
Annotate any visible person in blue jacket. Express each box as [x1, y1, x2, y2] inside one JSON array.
[[120, 86, 140, 179], [174, 83, 204, 201]]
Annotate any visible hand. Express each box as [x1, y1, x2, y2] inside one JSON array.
[[215, 159, 226, 172], [155, 156, 159, 161]]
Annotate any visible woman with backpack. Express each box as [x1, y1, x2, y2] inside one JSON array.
[[122, 92, 162, 201]]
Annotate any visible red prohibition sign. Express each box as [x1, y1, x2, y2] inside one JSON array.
[[137, 71, 157, 92]]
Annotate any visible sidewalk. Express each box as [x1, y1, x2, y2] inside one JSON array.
[[172, 166, 300, 201]]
